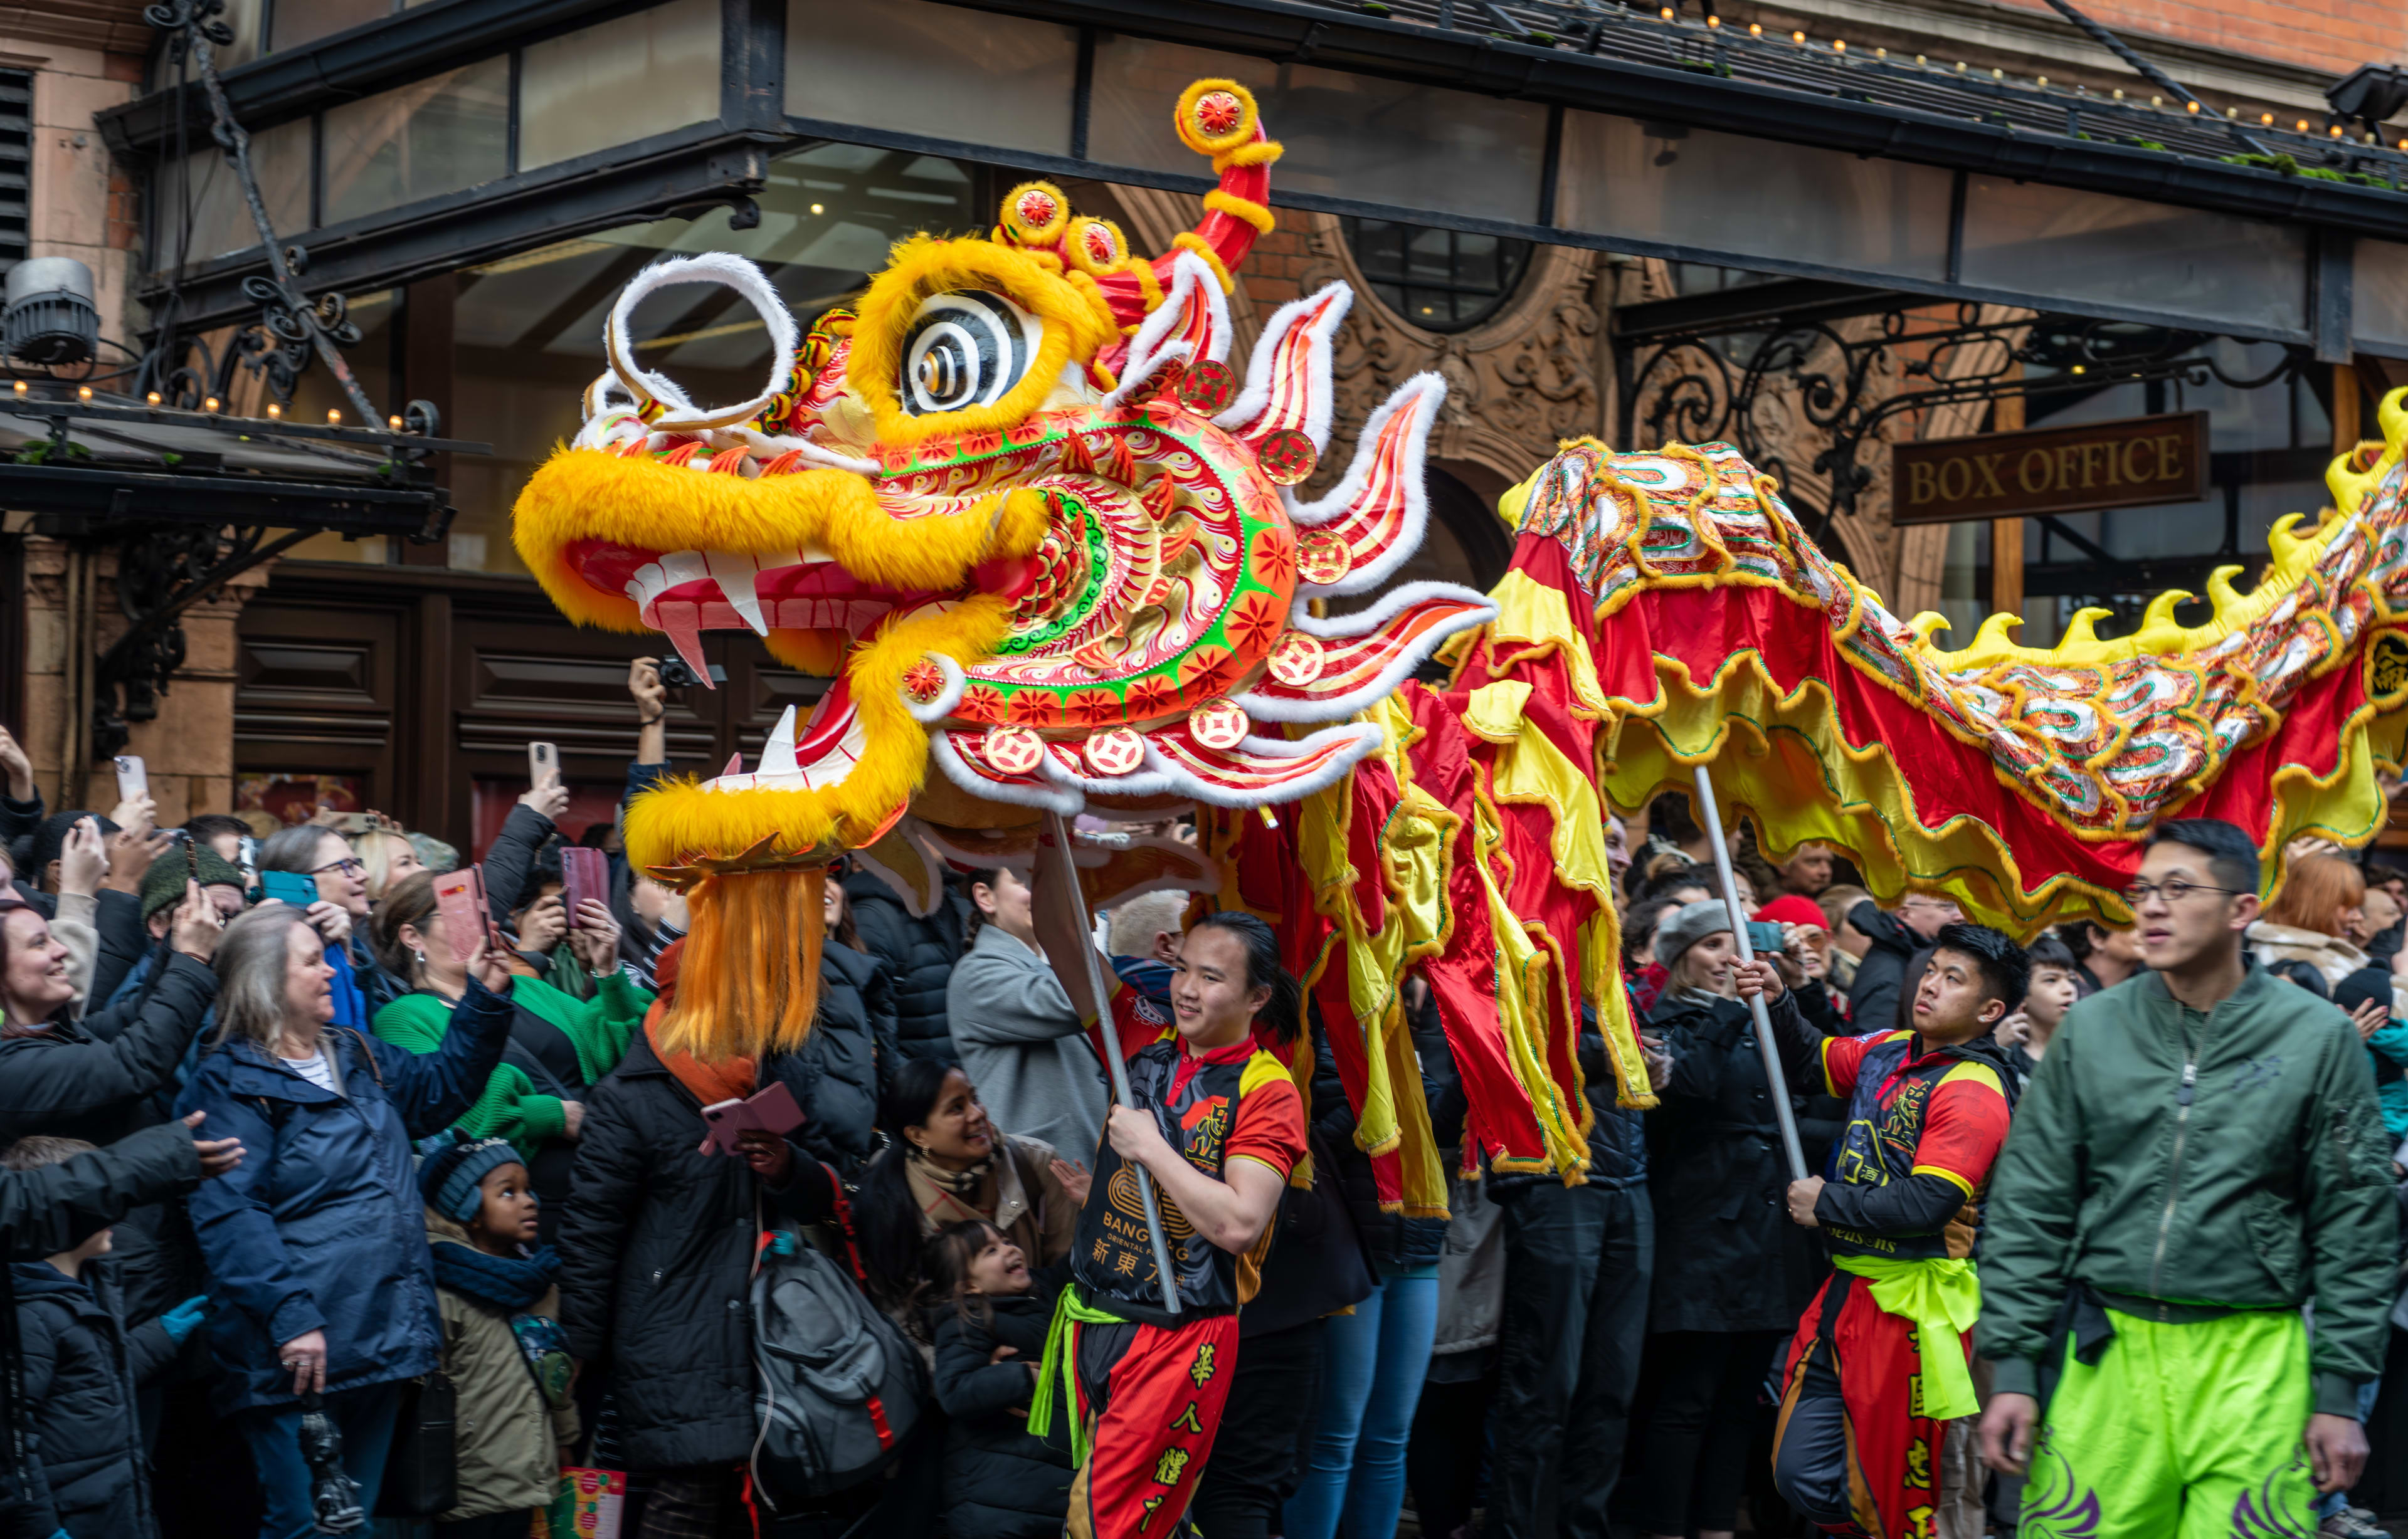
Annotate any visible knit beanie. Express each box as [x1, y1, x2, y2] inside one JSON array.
[[1753, 895, 1826, 932], [1654, 899, 1733, 967], [408, 831, 460, 876], [418, 1135, 523, 1222], [140, 845, 246, 922]]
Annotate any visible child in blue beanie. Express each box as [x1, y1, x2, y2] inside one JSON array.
[[418, 1135, 579, 1538]]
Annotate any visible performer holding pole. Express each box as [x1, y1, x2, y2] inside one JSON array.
[[1025, 822, 1308, 1539], [1690, 765, 1809, 1182]]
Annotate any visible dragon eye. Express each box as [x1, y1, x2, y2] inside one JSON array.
[[900, 290, 1040, 416]]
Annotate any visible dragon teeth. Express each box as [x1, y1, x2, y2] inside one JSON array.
[[704, 549, 769, 636]]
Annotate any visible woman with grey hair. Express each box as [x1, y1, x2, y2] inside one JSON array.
[[255, 822, 403, 1025], [174, 900, 515, 1538]]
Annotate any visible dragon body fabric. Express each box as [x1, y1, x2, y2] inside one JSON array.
[[514, 79, 2408, 1205]]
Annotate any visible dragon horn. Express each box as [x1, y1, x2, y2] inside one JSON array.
[[1099, 80, 1283, 330]]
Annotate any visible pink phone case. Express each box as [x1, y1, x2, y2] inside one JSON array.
[[433, 868, 487, 965], [562, 846, 606, 928]]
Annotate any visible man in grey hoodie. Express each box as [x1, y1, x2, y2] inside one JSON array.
[[945, 866, 1109, 1162]]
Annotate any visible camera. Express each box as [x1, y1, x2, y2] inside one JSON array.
[[655, 656, 726, 690]]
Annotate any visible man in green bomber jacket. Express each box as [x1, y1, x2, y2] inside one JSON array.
[[1976, 818, 2397, 1538]]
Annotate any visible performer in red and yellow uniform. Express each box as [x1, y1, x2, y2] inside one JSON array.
[[1748, 922, 2025, 1539], [1029, 907, 1306, 1539]]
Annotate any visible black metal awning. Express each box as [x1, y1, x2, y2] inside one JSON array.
[[0, 389, 485, 542]]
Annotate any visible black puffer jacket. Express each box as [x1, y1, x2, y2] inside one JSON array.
[[1844, 901, 1925, 1032], [1642, 989, 1825, 1333], [13, 1258, 176, 1539], [0, 952, 216, 1322], [1309, 988, 1460, 1274], [766, 938, 899, 1182], [928, 1291, 1072, 1539], [843, 868, 969, 1066], [557, 1031, 836, 1472]]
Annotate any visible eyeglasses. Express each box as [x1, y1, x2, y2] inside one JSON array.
[[2121, 878, 2245, 906], [309, 857, 366, 878]]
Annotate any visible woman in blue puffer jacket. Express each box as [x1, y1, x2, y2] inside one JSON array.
[[176, 901, 512, 1539]]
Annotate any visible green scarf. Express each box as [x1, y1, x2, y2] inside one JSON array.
[[1830, 1254, 1982, 1419]]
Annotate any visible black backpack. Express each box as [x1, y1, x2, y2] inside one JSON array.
[[747, 1179, 926, 1509]]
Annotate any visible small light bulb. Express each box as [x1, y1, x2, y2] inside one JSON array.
[[203, 397, 219, 412], [1955, 60, 1968, 73], [1832, 38, 1847, 53], [388, 414, 403, 431], [75, 385, 91, 401], [1874, 46, 1887, 58], [2112, 88, 2125, 100], [2149, 94, 2162, 107], [810, 202, 823, 214], [1748, 21, 1761, 34], [265, 402, 281, 418], [1915, 54, 1928, 65], [1706, 14, 1720, 26], [326, 409, 341, 425], [2071, 364, 2086, 375], [2036, 75, 2049, 88], [2296, 119, 2310, 132], [145, 391, 161, 407], [1790, 29, 1805, 42], [10, 381, 24, 396], [1992, 67, 2005, 80], [2186, 100, 2200, 113], [2329, 123, 2344, 138]]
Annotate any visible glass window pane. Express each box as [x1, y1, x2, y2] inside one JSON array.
[[784, 0, 1074, 156], [2355, 239, 2408, 351], [519, 0, 722, 172], [1089, 38, 1548, 224], [271, 0, 390, 53], [446, 142, 982, 573], [150, 117, 311, 270], [1960, 179, 2305, 335], [320, 58, 510, 227], [1556, 112, 1950, 281]]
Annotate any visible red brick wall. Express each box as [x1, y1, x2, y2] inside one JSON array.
[[1994, 0, 2402, 81], [1235, 207, 1315, 312]]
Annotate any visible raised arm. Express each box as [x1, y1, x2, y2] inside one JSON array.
[[0, 951, 216, 1140], [380, 971, 515, 1136]]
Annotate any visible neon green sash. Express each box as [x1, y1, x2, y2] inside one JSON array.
[[1028, 1283, 1126, 1466], [1831, 1254, 1982, 1419]]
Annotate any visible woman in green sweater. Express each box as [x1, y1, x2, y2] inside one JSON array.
[[369, 870, 652, 1243]]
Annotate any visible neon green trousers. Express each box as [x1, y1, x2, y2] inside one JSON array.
[[2021, 1306, 2317, 1539]]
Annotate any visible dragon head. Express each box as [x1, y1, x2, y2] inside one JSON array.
[[512, 81, 1494, 1057]]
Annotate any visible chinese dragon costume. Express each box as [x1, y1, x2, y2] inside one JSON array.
[[512, 78, 2408, 1217]]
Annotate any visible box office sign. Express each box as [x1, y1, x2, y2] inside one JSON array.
[[1891, 411, 2208, 526]]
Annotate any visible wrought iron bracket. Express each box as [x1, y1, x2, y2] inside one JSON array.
[[85, 523, 313, 760], [1617, 299, 2307, 547]]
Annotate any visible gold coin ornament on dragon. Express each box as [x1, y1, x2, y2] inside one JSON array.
[[512, 80, 1496, 1060]]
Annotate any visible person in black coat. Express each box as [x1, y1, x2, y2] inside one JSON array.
[[842, 864, 969, 1067], [1629, 902, 1825, 1539], [0, 890, 223, 1325], [920, 1221, 1072, 1539], [557, 983, 838, 1536], [766, 869, 899, 1183]]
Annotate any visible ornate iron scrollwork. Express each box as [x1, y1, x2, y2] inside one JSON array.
[[90, 524, 314, 759], [1620, 302, 2306, 548]]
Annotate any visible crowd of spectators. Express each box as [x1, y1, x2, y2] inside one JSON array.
[[2, 658, 2405, 1539]]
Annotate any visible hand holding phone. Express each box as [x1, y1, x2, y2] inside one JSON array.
[[561, 846, 607, 928], [529, 741, 559, 787], [113, 755, 147, 802], [260, 869, 317, 909], [433, 867, 492, 965]]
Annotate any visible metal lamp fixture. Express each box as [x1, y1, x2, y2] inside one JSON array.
[[3, 257, 98, 365]]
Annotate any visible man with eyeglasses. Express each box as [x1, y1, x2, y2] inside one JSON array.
[[1976, 818, 2396, 1538]]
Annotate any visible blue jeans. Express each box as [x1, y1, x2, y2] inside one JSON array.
[[1282, 1272, 1440, 1539], [237, 1380, 405, 1539]]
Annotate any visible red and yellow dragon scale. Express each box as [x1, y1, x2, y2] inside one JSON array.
[[514, 80, 2408, 1204]]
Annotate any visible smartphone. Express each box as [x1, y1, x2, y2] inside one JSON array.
[[561, 846, 606, 929], [236, 834, 258, 876], [1745, 920, 1786, 955], [433, 866, 489, 965], [112, 755, 146, 802], [260, 869, 317, 908], [529, 741, 559, 787]]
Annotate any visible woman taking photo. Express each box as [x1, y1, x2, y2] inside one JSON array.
[[256, 824, 400, 1023], [177, 901, 514, 1538], [855, 1058, 1087, 1317], [1027, 875, 1307, 1539], [1630, 901, 1822, 1539], [368, 869, 650, 1244]]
